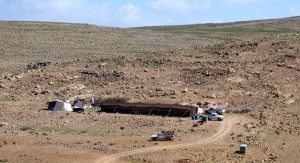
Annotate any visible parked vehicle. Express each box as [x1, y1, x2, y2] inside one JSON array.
[[202, 112, 224, 121], [204, 107, 225, 115], [150, 131, 175, 141]]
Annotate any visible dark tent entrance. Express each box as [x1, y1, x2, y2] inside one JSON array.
[[100, 102, 197, 117]]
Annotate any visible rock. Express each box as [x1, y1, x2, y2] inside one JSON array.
[[229, 68, 236, 74], [49, 81, 55, 85], [81, 70, 98, 75], [182, 88, 188, 93], [144, 69, 149, 72], [244, 91, 255, 96], [283, 94, 293, 98], [41, 90, 50, 94], [277, 63, 284, 67], [203, 93, 216, 98], [170, 91, 177, 95], [8, 77, 16, 81], [31, 90, 39, 95], [156, 87, 163, 91], [0, 84, 5, 89], [99, 62, 107, 67], [286, 65, 295, 69], [15, 74, 23, 79], [0, 122, 9, 126], [285, 99, 295, 105], [269, 153, 277, 160], [170, 95, 177, 99], [253, 70, 261, 75], [227, 77, 244, 83], [27, 62, 52, 69]]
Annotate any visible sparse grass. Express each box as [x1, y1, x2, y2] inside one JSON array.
[[275, 128, 281, 135], [20, 126, 32, 131], [108, 142, 116, 146], [0, 159, 8, 162], [138, 22, 300, 41], [75, 141, 83, 145]]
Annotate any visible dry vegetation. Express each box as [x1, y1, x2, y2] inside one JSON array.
[[0, 17, 300, 163]]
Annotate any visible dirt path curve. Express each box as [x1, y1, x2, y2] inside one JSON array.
[[96, 115, 239, 163]]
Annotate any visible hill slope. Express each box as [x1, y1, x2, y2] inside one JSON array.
[[0, 17, 299, 162], [138, 16, 300, 40]]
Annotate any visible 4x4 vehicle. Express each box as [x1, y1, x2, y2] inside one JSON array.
[[150, 131, 175, 141], [202, 112, 224, 121], [204, 107, 225, 115]]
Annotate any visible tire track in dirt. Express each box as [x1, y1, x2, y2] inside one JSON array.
[[96, 115, 239, 163]]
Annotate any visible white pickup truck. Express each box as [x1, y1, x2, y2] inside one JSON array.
[[150, 131, 175, 141], [202, 112, 224, 121]]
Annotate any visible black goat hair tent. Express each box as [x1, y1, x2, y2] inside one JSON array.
[[100, 102, 197, 117]]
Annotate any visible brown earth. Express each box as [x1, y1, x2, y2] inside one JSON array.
[[0, 17, 300, 163]]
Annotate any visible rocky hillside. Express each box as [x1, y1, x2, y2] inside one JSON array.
[[0, 17, 299, 163], [0, 18, 299, 111]]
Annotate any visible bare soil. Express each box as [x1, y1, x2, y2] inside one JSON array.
[[0, 17, 300, 163]]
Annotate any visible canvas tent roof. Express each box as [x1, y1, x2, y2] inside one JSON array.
[[73, 99, 85, 108], [47, 100, 73, 112]]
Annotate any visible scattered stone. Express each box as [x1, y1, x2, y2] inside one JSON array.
[[99, 62, 107, 67], [269, 153, 277, 160], [48, 81, 55, 85], [244, 91, 255, 96], [286, 65, 296, 69], [81, 70, 98, 75], [285, 99, 295, 105], [27, 61, 52, 69], [0, 84, 5, 89], [170, 95, 177, 99], [182, 88, 188, 93], [227, 77, 244, 83], [0, 122, 9, 127], [156, 87, 163, 92], [15, 74, 23, 79], [283, 94, 293, 98], [228, 68, 236, 74], [203, 94, 216, 98], [41, 90, 50, 94]]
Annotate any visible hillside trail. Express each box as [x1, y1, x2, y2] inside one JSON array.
[[96, 115, 239, 163]]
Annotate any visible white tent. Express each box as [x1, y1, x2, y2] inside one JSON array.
[[190, 104, 204, 114], [73, 99, 85, 108], [48, 100, 73, 112], [197, 107, 204, 114]]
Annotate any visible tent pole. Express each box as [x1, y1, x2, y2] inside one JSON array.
[[148, 106, 155, 115], [181, 109, 189, 117], [166, 108, 172, 116], [113, 106, 118, 113], [130, 108, 135, 114]]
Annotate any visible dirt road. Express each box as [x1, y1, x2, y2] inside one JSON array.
[[96, 115, 239, 163]]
